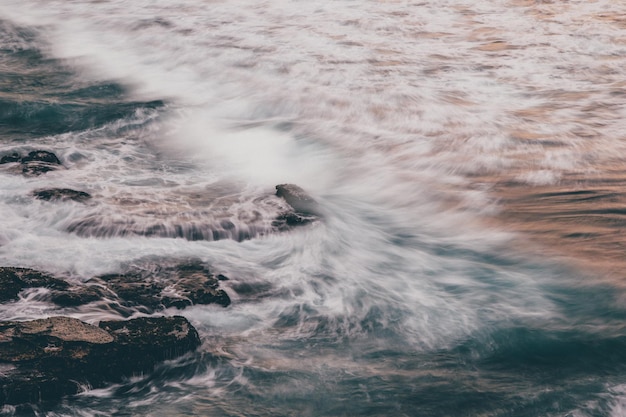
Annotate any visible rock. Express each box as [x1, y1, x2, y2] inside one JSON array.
[[0, 261, 230, 310], [0, 152, 21, 164], [275, 184, 321, 216], [33, 188, 92, 203], [21, 150, 61, 165], [95, 272, 165, 311], [0, 267, 69, 303], [164, 262, 231, 308], [49, 286, 107, 307], [99, 316, 201, 374], [93, 261, 231, 310], [272, 212, 316, 229], [0, 317, 115, 405], [21, 150, 62, 176], [274, 184, 321, 229], [0, 316, 200, 406]]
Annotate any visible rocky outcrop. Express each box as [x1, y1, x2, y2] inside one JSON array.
[[0, 150, 63, 176], [0, 267, 69, 303], [0, 316, 200, 406], [0, 263, 231, 310], [33, 188, 92, 203], [275, 184, 320, 216], [91, 261, 231, 311], [273, 184, 321, 229]]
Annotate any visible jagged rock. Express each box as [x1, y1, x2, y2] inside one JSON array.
[[33, 188, 92, 203], [274, 184, 321, 229], [0, 267, 69, 303], [86, 261, 231, 311], [163, 262, 231, 308], [0, 150, 63, 175], [275, 184, 320, 216], [0, 316, 200, 406], [21, 150, 62, 176], [21, 151, 61, 165]]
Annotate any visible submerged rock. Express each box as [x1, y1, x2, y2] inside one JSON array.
[[0, 150, 63, 175], [0, 262, 230, 310], [93, 261, 231, 310], [0, 152, 20, 164], [49, 286, 107, 307], [21, 150, 61, 165], [21, 150, 62, 176], [99, 316, 201, 373], [0, 316, 200, 406], [33, 188, 92, 203], [0, 267, 69, 303]]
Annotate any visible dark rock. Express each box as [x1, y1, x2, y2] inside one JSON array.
[[0, 152, 21, 164], [0, 267, 69, 303], [272, 212, 315, 229], [275, 184, 320, 216], [21, 150, 61, 165], [21, 150, 62, 176], [0, 316, 200, 406], [49, 286, 107, 307], [94, 261, 231, 310], [96, 273, 165, 311], [33, 188, 92, 203], [164, 262, 231, 308], [99, 316, 201, 374]]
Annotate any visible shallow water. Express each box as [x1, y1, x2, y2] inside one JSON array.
[[1, 1, 626, 416]]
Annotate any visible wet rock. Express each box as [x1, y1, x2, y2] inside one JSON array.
[[21, 150, 62, 176], [0, 150, 63, 175], [49, 286, 107, 307], [274, 184, 321, 229], [95, 272, 165, 310], [33, 188, 92, 203], [163, 262, 231, 308], [99, 316, 201, 374], [0, 152, 21, 164], [0, 317, 115, 405], [272, 212, 316, 229], [0, 267, 69, 303], [21, 150, 61, 165], [0, 316, 200, 406], [91, 261, 231, 311], [275, 184, 320, 216]]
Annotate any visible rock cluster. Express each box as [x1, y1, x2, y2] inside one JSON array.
[[33, 188, 92, 203], [0, 182, 320, 408], [0, 150, 63, 176], [0, 316, 200, 406], [0, 263, 231, 311], [0, 264, 226, 406]]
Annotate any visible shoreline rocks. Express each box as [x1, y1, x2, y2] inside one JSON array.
[[0, 316, 200, 406], [0, 262, 231, 310], [0, 150, 63, 176], [0, 267, 69, 303], [33, 188, 92, 203]]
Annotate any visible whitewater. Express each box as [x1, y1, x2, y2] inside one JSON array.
[[1, 0, 626, 415]]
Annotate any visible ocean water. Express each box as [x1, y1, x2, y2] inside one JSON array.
[[1, 0, 626, 416]]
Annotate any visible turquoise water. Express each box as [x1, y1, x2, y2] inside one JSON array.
[[2, 1, 626, 416]]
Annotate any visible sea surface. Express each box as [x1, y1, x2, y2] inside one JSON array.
[[1, 1, 626, 416]]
